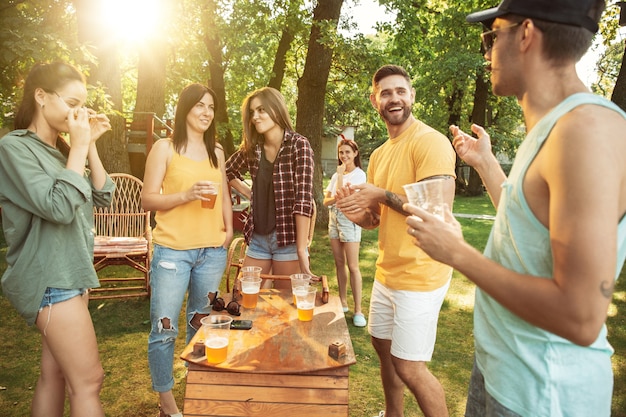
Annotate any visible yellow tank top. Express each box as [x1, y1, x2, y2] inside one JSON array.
[[153, 149, 226, 250]]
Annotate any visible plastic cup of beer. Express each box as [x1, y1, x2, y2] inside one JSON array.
[[290, 273, 312, 305], [200, 315, 233, 364], [294, 285, 316, 322], [402, 178, 446, 219], [240, 275, 262, 309], [241, 266, 262, 278], [201, 182, 220, 209]]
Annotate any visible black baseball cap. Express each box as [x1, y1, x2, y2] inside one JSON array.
[[466, 0, 601, 33]]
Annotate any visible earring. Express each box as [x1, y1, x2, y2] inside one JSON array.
[[41, 103, 44, 109]]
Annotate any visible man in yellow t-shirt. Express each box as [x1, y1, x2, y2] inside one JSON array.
[[336, 64, 456, 417]]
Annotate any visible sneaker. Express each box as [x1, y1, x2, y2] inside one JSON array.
[[342, 306, 349, 313], [373, 412, 385, 417], [353, 313, 367, 327]]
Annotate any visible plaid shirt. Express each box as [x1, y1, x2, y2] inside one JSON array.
[[226, 130, 314, 247]]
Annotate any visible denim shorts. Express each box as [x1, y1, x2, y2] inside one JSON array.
[[246, 230, 300, 261], [39, 287, 86, 310], [465, 359, 522, 417], [328, 206, 361, 242]]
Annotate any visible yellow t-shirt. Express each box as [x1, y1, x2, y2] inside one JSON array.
[[368, 120, 456, 291], [153, 150, 226, 250]]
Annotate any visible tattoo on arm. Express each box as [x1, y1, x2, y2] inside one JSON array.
[[384, 191, 409, 216], [600, 280, 615, 299]]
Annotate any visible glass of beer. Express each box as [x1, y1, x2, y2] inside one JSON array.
[[294, 286, 317, 322], [240, 276, 262, 309], [290, 273, 312, 305], [200, 315, 233, 364], [201, 181, 220, 209]]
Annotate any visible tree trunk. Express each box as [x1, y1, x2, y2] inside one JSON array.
[[134, 48, 167, 118], [296, 0, 344, 227], [445, 87, 466, 195], [75, 0, 130, 174], [268, 28, 294, 90], [611, 41, 626, 112], [466, 66, 490, 196], [202, 0, 235, 157]]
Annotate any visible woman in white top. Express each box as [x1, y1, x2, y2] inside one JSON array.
[[323, 136, 367, 327]]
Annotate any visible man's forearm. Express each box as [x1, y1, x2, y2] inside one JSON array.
[[474, 155, 506, 208], [384, 191, 409, 216]]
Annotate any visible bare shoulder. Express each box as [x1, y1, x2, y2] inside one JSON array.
[[146, 138, 173, 164], [550, 105, 626, 152], [545, 104, 626, 201], [215, 143, 226, 162], [563, 104, 626, 135], [152, 138, 173, 152]]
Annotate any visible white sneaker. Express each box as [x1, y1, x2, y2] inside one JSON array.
[[373, 412, 384, 417], [353, 313, 367, 327]]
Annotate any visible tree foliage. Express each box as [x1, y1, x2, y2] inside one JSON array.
[[3, 0, 621, 203], [0, 0, 93, 125]]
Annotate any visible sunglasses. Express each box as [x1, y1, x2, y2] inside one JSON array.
[[210, 293, 241, 316], [480, 22, 521, 51]]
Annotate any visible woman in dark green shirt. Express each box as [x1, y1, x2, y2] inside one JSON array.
[[0, 62, 114, 417]]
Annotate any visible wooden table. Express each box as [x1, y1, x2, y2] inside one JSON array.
[[180, 288, 356, 417]]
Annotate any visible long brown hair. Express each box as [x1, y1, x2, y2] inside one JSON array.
[[240, 87, 293, 158], [14, 62, 86, 130], [14, 62, 86, 156]]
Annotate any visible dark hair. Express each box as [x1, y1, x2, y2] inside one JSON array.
[[240, 87, 293, 158], [371, 65, 412, 94], [337, 137, 361, 168], [171, 83, 219, 167], [14, 62, 86, 130]]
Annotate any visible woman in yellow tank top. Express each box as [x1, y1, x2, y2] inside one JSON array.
[[141, 84, 233, 417]]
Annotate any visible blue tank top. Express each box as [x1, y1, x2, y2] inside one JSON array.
[[474, 93, 626, 416]]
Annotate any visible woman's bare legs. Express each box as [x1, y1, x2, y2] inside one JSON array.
[[243, 257, 301, 290], [271, 259, 300, 289], [33, 292, 105, 417], [244, 256, 273, 288], [344, 241, 363, 315], [330, 238, 349, 309], [31, 334, 65, 417]]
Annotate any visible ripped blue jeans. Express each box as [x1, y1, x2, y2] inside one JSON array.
[[147, 244, 227, 392]]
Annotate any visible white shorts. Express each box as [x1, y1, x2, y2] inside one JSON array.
[[368, 277, 450, 361]]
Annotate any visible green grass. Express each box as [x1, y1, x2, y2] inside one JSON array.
[[0, 194, 624, 416]]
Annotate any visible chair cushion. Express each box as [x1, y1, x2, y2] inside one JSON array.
[[94, 236, 148, 254]]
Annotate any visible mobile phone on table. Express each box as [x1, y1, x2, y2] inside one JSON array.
[[230, 319, 253, 330]]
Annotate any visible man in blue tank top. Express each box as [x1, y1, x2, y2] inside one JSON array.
[[404, 1, 626, 416]]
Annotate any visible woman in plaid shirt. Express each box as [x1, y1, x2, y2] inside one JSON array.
[[226, 87, 315, 288]]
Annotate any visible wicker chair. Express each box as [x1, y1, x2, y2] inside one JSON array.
[[90, 173, 152, 299]]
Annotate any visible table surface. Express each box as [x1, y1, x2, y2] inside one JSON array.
[[180, 289, 356, 374]]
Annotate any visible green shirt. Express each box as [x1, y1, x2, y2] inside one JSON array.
[[0, 130, 115, 325]]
